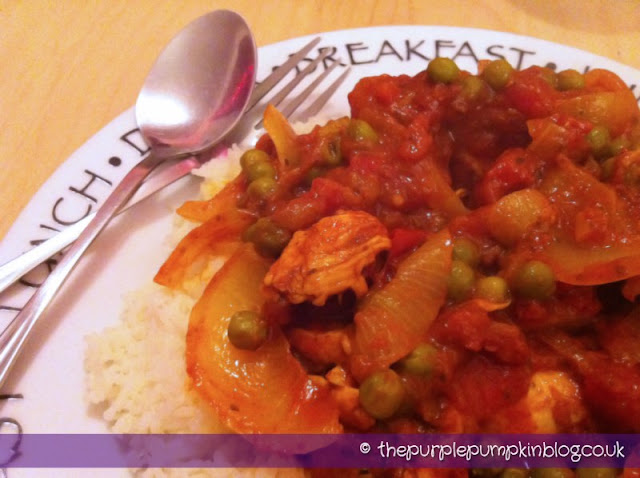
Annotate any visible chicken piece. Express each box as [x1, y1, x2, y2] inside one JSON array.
[[524, 370, 588, 432], [325, 365, 354, 387], [325, 365, 375, 430], [288, 327, 352, 366], [330, 382, 376, 431], [264, 211, 391, 306], [480, 369, 589, 433]]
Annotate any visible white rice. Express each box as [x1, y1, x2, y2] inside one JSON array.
[[84, 120, 325, 477]]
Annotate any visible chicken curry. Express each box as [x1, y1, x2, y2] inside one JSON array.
[[155, 57, 640, 477]]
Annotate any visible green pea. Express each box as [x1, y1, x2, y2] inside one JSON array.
[[240, 148, 276, 182], [448, 260, 475, 302], [575, 469, 617, 478], [398, 343, 438, 376], [246, 160, 276, 182], [460, 75, 487, 100], [247, 176, 277, 199], [452, 238, 480, 267], [359, 369, 405, 419], [475, 276, 510, 303], [587, 125, 611, 157], [321, 137, 343, 166], [482, 59, 514, 90], [427, 57, 460, 84], [240, 149, 271, 172], [556, 69, 585, 91], [513, 260, 556, 300], [347, 119, 379, 143], [502, 469, 529, 478], [531, 469, 574, 478], [540, 69, 558, 88], [243, 218, 292, 257], [608, 136, 629, 157], [227, 310, 268, 350]]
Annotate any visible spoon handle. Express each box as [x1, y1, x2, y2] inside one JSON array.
[[0, 154, 204, 295], [0, 152, 163, 390]]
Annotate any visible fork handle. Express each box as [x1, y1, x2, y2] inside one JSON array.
[[0, 152, 163, 391], [0, 154, 204, 295]]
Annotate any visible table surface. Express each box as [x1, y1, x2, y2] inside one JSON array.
[[1, 0, 639, 242]]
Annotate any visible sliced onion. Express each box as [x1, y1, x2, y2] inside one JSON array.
[[186, 245, 342, 434], [539, 240, 640, 285], [556, 90, 638, 136], [154, 214, 252, 290], [350, 229, 452, 380], [177, 178, 247, 223], [263, 105, 301, 166], [531, 155, 640, 285]]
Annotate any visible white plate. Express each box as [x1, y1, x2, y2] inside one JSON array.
[[1, 25, 639, 476]]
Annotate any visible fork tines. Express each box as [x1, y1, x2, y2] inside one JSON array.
[[248, 37, 321, 109], [249, 37, 351, 127], [282, 62, 350, 121]]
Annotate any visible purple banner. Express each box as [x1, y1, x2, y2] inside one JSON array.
[[0, 434, 638, 468]]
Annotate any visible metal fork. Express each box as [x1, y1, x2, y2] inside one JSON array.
[[0, 38, 350, 297], [0, 38, 351, 390]]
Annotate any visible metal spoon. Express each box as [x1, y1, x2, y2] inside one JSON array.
[[0, 10, 257, 390]]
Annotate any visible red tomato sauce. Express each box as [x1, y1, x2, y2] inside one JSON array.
[[158, 58, 640, 477]]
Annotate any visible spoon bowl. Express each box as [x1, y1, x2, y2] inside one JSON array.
[[136, 10, 257, 158]]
